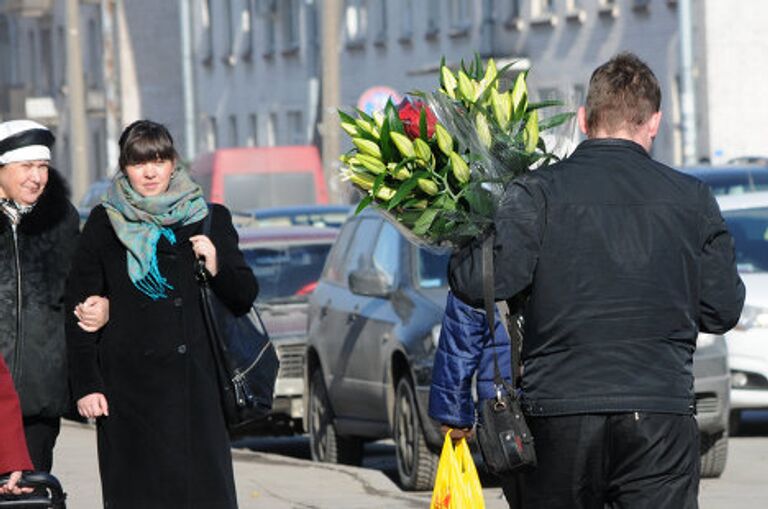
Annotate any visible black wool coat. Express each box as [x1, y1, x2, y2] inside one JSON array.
[[0, 169, 79, 418], [66, 203, 258, 509]]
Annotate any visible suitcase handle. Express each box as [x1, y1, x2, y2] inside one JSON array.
[[0, 471, 66, 508]]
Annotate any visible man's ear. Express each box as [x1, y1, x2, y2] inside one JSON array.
[[647, 111, 662, 138], [577, 106, 589, 136]]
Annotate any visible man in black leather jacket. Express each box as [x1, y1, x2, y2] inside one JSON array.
[[449, 53, 745, 508]]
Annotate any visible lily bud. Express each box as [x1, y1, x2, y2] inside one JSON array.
[[457, 71, 476, 103], [413, 138, 433, 164], [476, 112, 492, 149], [417, 178, 439, 196], [355, 154, 387, 175], [390, 131, 416, 158], [441, 65, 458, 99], [450, 152, 470, 185], [524, 110, 539, 153], [511, 72, 528, 122], [434, 124, 453, 157], [353, 138, 382, 159]]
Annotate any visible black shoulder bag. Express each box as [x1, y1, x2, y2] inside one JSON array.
[[475, 234, 537, 474], [196, 208, 280, 436]]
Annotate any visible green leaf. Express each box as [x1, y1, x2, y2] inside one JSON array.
[[371, 172, 387, 196], [384, 99, 404, 134], [355, 108, 376, 124], [412, 208, 440, 236], [387, 170, 429, 210], [419, 108, 429, 140], [526, 99, 564, 112], [537, 112, 576, 131], [354, 195, 373, 215], [379, 115, 393, 162], [338, 110, 357, 124]]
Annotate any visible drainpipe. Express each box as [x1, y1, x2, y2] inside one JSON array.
[[179, 0, 197, 161], [678, 0, 698, 165]]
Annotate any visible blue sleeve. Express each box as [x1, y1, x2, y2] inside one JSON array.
[[428, 292, 489, 427]]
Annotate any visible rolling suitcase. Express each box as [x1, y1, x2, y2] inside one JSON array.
[[0, 472, 66, 508]]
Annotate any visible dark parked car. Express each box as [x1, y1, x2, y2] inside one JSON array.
[[681, 165, 768, 196], [238, 225, 338, 433], [304, 209, 449, 490], [304, 207, 733, 486]]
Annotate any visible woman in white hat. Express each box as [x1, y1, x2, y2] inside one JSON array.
[[0, 119, 108, 474]]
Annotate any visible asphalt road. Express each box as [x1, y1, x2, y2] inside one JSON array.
[[38, 412, 768, 508]]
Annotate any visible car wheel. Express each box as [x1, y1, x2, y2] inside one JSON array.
[[700, 430, 728, 478], [394, 376, 439, 491], [308, 369, 363, 465]]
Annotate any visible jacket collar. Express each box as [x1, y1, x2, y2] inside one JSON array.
[[575, 138, 650, 158]]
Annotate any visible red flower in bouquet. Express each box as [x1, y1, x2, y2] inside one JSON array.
[[397, 99, 437, 139]]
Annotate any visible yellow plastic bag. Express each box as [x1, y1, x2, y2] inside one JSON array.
[[430, 432, 486, 509]]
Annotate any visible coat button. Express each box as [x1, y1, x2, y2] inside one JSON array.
[[177, 344, 187, 354], [174, 297, 183, 307]]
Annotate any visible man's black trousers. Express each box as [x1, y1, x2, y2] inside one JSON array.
[[500, 413, 700, 508]]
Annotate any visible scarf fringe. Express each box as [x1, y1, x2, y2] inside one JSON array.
[[131, 227, 177, 300]]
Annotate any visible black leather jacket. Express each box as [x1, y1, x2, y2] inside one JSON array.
[[0, 169, 79, 417], [449, 139, 745, 416]]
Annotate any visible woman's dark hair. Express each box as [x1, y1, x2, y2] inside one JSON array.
[[118, 120, 178, 172]]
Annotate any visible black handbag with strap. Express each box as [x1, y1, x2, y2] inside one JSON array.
[[475, 234, 537, 475], [196, 207, 279, 436]]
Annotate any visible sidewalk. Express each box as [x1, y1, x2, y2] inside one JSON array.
[[51, 420, 435, 508]]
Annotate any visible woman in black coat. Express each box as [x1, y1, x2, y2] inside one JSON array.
[[65, 120, 258, 509]]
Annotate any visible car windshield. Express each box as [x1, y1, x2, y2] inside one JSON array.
[[417, 248, 450, 288], [723, 207, 768, 273], [243, 243, 333, 302]]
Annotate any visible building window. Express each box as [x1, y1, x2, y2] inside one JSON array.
[[282, 0, 300, 53], [242, 0, 255, 60], [345, 0, 367, 48], [228, 115, 239, 146], [262, 1, 277, 58], [426, 0, 440, 39], [202, 0, 214, 65], [87, 18, 102, 88], [0, 16, 15, 85], [598, 0, 620, 17], [565, 0, 586, 22], [448, 0, 470, 36], [92, 128, 104, 180], [223, 0, 236, 65], [203, 116, 218, 151], [398, 0, 413, 43], [633, 0, 651, 10], [371, 0, 387, 45], [247, 114, 258, 146], [40, 28, 53, 96], [532, 0, 554, 17], [267, 112, 278, 146], [57, 26, 66, 89], [287, 111, 303, 144]]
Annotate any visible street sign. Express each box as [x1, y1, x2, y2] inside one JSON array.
[[357, 86, 402, 115]]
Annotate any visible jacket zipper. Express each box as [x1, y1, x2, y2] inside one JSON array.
[[10, 224, 23, 382]]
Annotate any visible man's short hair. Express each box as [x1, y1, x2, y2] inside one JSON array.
[[585, 52, 661, 135]]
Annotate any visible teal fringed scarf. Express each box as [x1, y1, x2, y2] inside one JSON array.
[[102, 169, 208, 300]]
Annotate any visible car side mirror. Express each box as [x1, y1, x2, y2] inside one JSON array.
[[348, 269, 392, 297]]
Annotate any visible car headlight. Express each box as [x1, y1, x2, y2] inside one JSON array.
[[431, 324, 442, 349], [735, 304, 768, 331]]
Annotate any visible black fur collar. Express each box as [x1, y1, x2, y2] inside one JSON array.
[[17, 168, 73, 235]]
